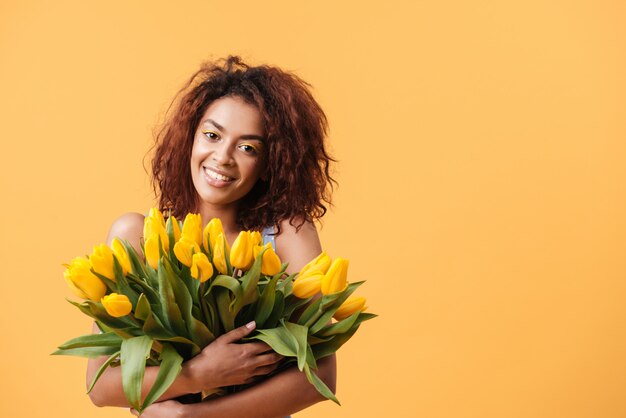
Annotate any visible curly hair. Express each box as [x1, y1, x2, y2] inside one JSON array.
[[151, 56, 336, 233]]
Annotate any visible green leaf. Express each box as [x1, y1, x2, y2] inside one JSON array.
[[51, 346, 121, 358], [163, 257, 213, 349], [215, 288, 235, 332], [113, 257, 139, 306], [309, 282, 365, 334], [121, 336, 154, 410], [248, 326, 298, 357], [86, 350, 121, 394], [135, 294, 151, 321], [233, 250, 264, 313], [307, 335, 332, 345], [122, 239, 148, 279], [264, 291, 285, 329], [140, 343, 183, 410], [254, 274, 280, 327], [317, 312, 376, 337], [207, 275, 243, 299], [126, 274, 161, 308], [156, 259, 188, 337], [303, 363, 339, 405], [296, 297, 321, 326], [310, 313, 377, 360], [283, 321, 309, 371], [57, 332, 123, 349], [305, 344, 317, 370]]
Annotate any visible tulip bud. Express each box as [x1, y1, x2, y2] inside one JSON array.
[[144, 216, 169, 252], [89, 244, 115, 281], [300, 251, 331, 277], [111, 238, 131, 276], [63, 257, 107, 301], [173, 237, 200, 267], [203, 218, 225, 253], [170, 215, 181, 242], [101, 293, 133, 317], [212, 233, 229, 274], [292, 270, 324, 298], [250, 231, 262, 246], [230, 231, 254, 271], [253, 243, 282, 276], [181, 213, 203, 246], [321, 257, 349, 295], [147, 207, 166, 227], [144, 234, 161, 269], [190, 252, 214, 283], [333, 296, 367, 320]]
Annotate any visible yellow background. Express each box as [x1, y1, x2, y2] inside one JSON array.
[[1, 1, 625, 417]]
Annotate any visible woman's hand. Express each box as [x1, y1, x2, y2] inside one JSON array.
[[185, 321, 283, 392], [130, 400, 185, 418]]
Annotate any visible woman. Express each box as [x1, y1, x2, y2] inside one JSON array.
[[86, 56, 337, 418]]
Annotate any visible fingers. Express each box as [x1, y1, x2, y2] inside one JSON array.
[[253, 362, 280, 377], [254, 352, 283, 367], [130, 408, 138, 416], [219, 321, 256, 343]]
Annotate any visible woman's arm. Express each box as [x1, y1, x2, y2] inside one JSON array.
[[182, 355, 336, 418]]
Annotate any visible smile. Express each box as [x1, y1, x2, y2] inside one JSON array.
[[203, 166, 236, 186]]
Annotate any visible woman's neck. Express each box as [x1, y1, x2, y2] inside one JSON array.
[[195, 202, 240, 236]]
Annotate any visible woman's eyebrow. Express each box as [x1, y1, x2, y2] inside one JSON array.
[[203, 118, 265, 142]]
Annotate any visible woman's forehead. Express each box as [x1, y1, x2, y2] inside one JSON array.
[[200, 96, 264, 137]]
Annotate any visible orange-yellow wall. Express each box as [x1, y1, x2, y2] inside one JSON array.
[[1, 1, 625, 417]]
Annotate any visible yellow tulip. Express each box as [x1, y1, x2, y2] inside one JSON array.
[[89, 244, 115, 281], [230, 231, 254, 270], [144, 216, 169, 252], [111, 238, 131, 275], [190, 252, 214, 283], [299, 251, 331, 277], [321, 257, 349, 295], [250, 231, 262, 246], [212, 233, 229, 274], [203, 218, 225, 252], [63, 257, 107, 301], [292, 270, 324, 298], [144, 234, 161, 269], [147, 207, 166, 227], [253, 243, 282, 276], [174, 237, 200, 267], [333, 296, 367, 320], [181, 213, 203, 246], [101, 293, 133, 317], [170, 215, 181, 242]]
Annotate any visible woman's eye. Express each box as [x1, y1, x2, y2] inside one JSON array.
[[239, 143, 258, 154], [202, 130, 219, 141]]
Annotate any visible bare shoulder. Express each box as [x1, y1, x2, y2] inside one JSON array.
[[105, 212, 145, 251], [274, 217, 323, 274]]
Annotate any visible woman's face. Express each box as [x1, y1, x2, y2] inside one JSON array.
[[190, 95, 266, 209]]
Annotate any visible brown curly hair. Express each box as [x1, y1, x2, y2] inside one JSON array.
[[151, 56, 336, 233]]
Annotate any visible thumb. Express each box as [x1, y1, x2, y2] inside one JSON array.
[[220, 321, 256, 343]]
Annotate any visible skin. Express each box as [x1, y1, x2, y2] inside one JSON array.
[[86, 96, 337, 418]]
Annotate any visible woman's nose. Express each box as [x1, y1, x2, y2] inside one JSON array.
[[211, 142, 235, 165]]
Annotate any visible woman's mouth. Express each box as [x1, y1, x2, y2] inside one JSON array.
[[203, 166, 236, 187]]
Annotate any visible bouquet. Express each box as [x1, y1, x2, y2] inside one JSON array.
[[53, 208, 375, 413]]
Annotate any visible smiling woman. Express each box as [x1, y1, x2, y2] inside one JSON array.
[[86, 56, 338, 418]]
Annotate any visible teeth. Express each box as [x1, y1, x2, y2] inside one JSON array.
[[204, 167, 233, 181]]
